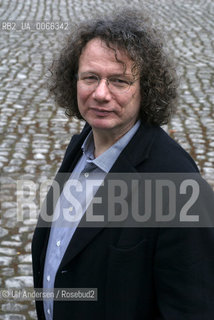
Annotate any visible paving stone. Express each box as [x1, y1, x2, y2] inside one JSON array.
[[0, 227, 9, 238], [17, 254, 32, 264], [1, 241, 22, 247], [17, 264, 33, 276], [24, 243, 31, 253], [28, 310, 37, 320], [0, 315, 26, 320], [3, 208, 17, 219], [5, 276, 33, 288], [0, 247, 17, 256], [0, 257, 13, 266], [0, 268, 14, 277], [0, 0, 213, 318], [1, 302, 28, 312]]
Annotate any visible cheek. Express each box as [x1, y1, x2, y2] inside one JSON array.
[[118, 91, 140, 109], [119, 92, 141, 117], [134, 91, 141, 109], [77, 87, 88, 106], [130, 88, 141, 108]]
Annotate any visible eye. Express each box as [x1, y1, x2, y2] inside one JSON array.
[[81, 74, 98, 84], [109, 78, 130, 87]]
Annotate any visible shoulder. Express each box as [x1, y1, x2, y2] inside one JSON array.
[[136, 125, 199, 173]]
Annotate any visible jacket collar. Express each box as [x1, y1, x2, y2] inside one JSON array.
[[110, 122, 158, 172], [60, 121, 158, 173]]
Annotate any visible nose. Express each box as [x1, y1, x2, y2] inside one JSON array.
[[92, 79, 111, 101]]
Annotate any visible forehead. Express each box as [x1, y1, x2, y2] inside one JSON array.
[[78, 38, 134, 73]]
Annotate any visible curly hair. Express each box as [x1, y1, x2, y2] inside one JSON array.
[[49, 9, 178, 126]]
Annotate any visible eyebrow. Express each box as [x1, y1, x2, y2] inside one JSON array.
[[79, 71, 134, 78]]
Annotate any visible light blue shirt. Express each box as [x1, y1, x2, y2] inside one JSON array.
[[43, 120, 141, 319]]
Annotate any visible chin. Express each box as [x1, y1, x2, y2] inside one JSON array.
[[88, 118, 117, 130]]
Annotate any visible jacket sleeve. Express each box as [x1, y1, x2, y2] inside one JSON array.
[[154, 226, 214, 319]]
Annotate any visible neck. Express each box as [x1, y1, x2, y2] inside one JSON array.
[[92, 132, 120, 158], [92, 122, 136, 158]]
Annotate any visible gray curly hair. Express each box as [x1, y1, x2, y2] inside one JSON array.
[[49, 9, 178, 126]]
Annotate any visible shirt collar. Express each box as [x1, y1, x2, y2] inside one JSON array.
[[82, 120, 141, 173]]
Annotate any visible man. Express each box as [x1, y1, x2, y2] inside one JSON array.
[[32, 9, 214, 320]]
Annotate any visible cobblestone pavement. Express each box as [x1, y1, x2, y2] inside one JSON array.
[[0, 0, 214, 318]]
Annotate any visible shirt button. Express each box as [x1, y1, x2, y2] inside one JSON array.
[[69, 207, 73, 212], [47, 309, 51, 314], [84, 172, 89, 178], [47, 275, 50, 281], [56, 240, 61, 247]]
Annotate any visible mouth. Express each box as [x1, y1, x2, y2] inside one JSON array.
[[90, 108, 113, 117]]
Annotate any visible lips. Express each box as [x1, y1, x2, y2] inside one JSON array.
[[90, 108, 113, 116]]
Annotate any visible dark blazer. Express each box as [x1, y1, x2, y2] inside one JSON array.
[[32, 122, 214, 320]]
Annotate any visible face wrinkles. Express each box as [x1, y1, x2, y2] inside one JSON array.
[[77, 38, 141, 139]]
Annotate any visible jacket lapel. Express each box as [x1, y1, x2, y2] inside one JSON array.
[[57, 153, 136, 271], [36, 124, 91, 273], [57, 122, 158, 271]]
